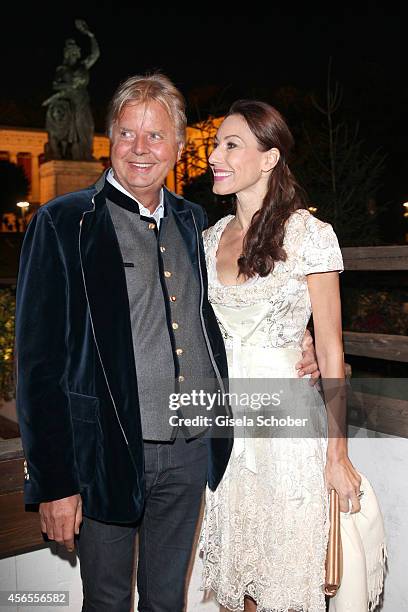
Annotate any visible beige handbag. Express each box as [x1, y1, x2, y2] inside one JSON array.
[[325, 489, 343, 597]]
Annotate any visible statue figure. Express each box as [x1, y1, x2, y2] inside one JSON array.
[[43, 20, 100, 161]]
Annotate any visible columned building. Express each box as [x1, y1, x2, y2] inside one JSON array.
[[0, 127, 110, 207], [0, 117, 221, 214]]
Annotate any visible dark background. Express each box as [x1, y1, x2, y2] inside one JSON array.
[[1, 6, 407, 241], [0, 7, 407, 395]]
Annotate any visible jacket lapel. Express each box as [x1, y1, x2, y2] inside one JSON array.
[[164, 188, 200, 279], [79, 183, 141, 448]]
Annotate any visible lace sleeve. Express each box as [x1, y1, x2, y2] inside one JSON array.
[[301, 212, 344, 275]]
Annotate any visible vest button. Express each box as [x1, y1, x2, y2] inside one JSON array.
[[170, 295, 177, 302], [148, 222, 156, 230], [178, 375, 185, 382], [176, 348, 183, 356], [160, 246, 166, 252], [164, 271, 172, 278], [172, 322, 179, 330]]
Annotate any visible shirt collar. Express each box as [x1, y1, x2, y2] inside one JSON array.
[[107, 168, 164, 222]]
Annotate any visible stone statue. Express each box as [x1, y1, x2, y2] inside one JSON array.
[[43, 20, 100, 161]]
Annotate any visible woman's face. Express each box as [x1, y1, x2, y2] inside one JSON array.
[[208, 114, 278, 196]]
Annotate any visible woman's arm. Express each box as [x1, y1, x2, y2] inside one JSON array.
[[307, 270, 362, 513]]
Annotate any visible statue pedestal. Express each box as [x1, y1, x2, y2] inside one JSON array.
[[39, 160, 105, 204]]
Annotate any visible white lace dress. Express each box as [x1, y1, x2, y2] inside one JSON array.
[[200, 209, 344, 612]]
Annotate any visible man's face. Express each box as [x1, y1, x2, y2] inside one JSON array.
[[110, 100, 182, 205]]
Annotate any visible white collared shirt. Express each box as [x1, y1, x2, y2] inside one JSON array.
[[107, 168, 165, 227]]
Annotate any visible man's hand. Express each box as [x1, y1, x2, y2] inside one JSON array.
[[296, 329, 320, 383], [39, 494, 82, 552]]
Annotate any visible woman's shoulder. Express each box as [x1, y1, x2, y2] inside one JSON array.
[[286, 208, 336, 241], [287, 208, 330, 229]]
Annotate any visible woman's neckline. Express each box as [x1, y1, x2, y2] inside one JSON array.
[[214, 215, 258, 288]]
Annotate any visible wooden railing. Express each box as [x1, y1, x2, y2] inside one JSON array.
[[342, 245, 408, 271], [343, 331, 408, 362], [342, 245, 408, 438]]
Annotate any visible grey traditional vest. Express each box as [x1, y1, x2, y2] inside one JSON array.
[[106, 185, 216, 441]]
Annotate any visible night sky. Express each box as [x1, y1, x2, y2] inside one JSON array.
[[1, 6, 407, 240]]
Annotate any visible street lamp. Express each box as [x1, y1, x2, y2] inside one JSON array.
[[16, 201, 30, 230]]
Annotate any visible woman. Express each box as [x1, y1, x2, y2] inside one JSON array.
[[200, 100, 362, 612]]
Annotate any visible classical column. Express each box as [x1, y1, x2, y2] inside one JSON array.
[[30, 154, 40, 203]]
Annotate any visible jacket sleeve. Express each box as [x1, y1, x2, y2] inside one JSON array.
[[15, 208, 80, 504]]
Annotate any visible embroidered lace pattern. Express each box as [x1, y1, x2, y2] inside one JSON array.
[[203, 209, 343, 352]]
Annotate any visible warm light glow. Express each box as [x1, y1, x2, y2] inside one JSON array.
[[403, 202, 408, 208], [308, 206, 318, 214], [17, 201, 30, 209]]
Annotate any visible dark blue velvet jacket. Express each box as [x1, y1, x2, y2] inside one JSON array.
[[15, 171, 232, 523]]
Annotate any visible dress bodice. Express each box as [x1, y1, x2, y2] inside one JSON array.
[[203, 209, 343, 352]]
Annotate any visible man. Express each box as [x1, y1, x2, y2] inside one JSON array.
[[16, 74, 319, 611]]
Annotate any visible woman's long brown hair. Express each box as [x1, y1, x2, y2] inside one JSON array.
[[227, 100, 307, 278]]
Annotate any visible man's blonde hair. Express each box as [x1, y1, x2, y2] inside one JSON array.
[[107, 73, 187, 145]]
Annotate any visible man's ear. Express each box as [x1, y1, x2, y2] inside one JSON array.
[[177, 143, 184, 162], [262, 147, 280, 173]]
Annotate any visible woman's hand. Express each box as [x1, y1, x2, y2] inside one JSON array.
[[325, 455, 362, 514]]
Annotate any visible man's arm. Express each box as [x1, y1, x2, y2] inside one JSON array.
[[16, 208, 82, 549]]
